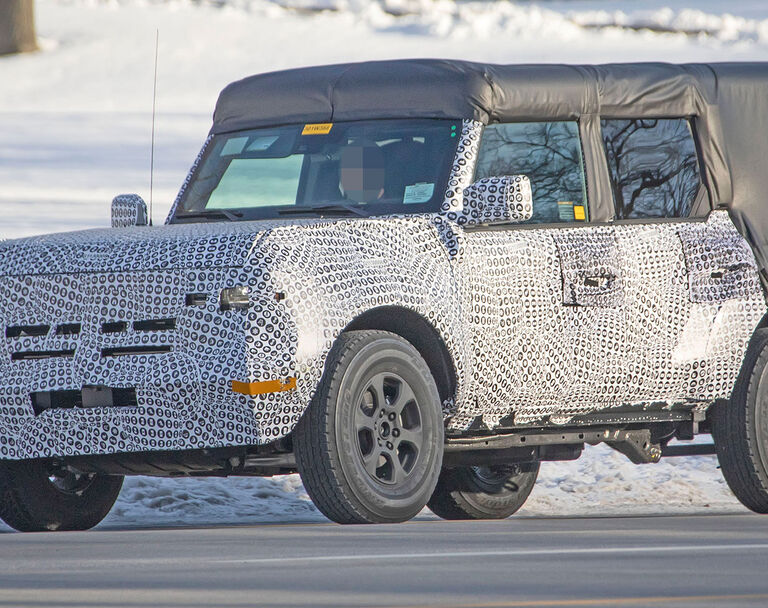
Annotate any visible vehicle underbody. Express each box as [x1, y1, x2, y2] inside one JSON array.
[[45, 406, 714, 480]]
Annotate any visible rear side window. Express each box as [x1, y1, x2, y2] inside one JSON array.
[[601, 118, 702, 219], [474, 122, 588, 224]]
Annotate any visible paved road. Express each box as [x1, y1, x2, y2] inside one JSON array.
[[1, 514, 767, 607]]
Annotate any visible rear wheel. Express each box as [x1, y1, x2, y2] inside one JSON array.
[[427, 462, 539, 520], [712, 329, 768, 513], [0, 459, 123, 532], [295, 330, 444, 524]]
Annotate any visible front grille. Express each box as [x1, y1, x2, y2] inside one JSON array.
[[30, 387, 138, 415], [5, 316, 177, 362]]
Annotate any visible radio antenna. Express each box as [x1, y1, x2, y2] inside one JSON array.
[[149, 29, 159, 227]]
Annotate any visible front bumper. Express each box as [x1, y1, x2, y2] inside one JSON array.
[[0, 269, 305, 460]]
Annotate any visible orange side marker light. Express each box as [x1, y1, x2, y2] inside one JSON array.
[[231, 377, 297, 396]]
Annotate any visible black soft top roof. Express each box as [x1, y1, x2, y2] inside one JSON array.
[[211, 60, 726, 131], [212, 60, 768, 275]]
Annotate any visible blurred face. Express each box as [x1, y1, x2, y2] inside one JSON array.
[[340, 144, 385, 202]]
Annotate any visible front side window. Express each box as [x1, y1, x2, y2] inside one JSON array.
[[474, 121, 588, 224], [601, 118, 702, 219], [172, 119, 461, 221]]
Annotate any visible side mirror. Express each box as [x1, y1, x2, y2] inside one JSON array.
[[111, 194, 149, 228], [453, 175, 533, 226]]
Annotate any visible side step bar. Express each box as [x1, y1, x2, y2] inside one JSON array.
[[444, 427, 706, 466], [661, 443, 717, 457]]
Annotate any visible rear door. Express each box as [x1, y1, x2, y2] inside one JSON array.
[[599, 116, 762, 406]]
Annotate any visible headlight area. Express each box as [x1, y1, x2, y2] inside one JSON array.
[[219, 286, 287, 311], [219, 286, 251, 311], [218, 286, 297, 397]]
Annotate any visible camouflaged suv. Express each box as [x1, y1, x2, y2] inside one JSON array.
[[3, 60, 768, 529]]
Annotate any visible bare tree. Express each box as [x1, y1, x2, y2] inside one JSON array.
[[601, 118, 699, 218], [0, 0, 37, 57], [476, 122, 586, 222]]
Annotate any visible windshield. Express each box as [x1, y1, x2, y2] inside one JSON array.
[[171, 119, 461, 222]]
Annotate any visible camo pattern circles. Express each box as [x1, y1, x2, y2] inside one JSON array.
[[457, 176, 533, 226], [111, 194, 148, 228], [0, 119, 765, 459]]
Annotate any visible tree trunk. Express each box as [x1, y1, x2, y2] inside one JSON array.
[[0, 0, 37, 57]]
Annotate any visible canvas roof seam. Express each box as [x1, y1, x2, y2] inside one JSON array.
[[328, 62, 356, 124]]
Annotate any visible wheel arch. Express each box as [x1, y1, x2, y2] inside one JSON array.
[[343, 306, 457, 406]]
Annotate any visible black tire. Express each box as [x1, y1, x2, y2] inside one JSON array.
[[711, 328, 768, 513], [294, 330, 444, 524], [427, 462, 539, 520], [0, 459, 123, 532]]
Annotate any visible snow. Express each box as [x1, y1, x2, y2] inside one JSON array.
[[0, 0, 761, 527], [95, 444, 741, 530]]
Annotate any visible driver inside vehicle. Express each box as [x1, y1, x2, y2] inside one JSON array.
[[173, 119, 459, 221], [339, 143, 386, 203]]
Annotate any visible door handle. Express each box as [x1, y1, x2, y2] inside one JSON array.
[[583, 274, 615, 289], [711, 262, 751, 280]]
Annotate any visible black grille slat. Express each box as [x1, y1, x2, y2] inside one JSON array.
[[102, 321, 128, 334], [6, 325, 50, 338], [101, 345, 172, 358], [31, 387, 138, 415], [133, 318, 176, 332], [56, 323, 81, 336], [12, 349, 75, 361]]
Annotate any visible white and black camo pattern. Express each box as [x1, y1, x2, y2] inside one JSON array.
[[165, 135, 212, 223], [0, 120, 765, 460], [455, 176, 533, 226], [111, 195, 148, 229], [456, 211, 765, 429]]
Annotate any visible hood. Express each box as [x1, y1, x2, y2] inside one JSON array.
[[0, 219, 312, 277]]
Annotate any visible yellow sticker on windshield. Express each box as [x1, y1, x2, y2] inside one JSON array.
[[574, 205, 586, 221], [302, 123, 333, 135]]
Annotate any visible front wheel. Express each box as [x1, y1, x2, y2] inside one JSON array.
[[294, 330, 444, 524], [0, 460, 123, 532], [427, 462, 539, 520]]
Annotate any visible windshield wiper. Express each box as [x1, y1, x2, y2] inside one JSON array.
[[278, 204, 369, 217], [175, 209, 244, 221]]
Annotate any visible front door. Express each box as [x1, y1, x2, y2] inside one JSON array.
[[456, 120, 595, 428]]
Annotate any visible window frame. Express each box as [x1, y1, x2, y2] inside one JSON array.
[[598, 115, 709, 223], [470, 120, 591, 228], [169, 118, 462, 223]]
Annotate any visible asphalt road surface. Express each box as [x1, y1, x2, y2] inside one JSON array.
[[1, 513, 767, 608]]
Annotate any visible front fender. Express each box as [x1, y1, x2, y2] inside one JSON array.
[[239, 216, 468, 442]]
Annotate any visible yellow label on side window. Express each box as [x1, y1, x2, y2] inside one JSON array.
[[574, 205, 586, 221], [302, 123, 333, 135]]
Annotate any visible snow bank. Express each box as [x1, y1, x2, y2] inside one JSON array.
[[49, 0, 768, 47], [95, 444, 740, 529], [570, 8, 768, 43]]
